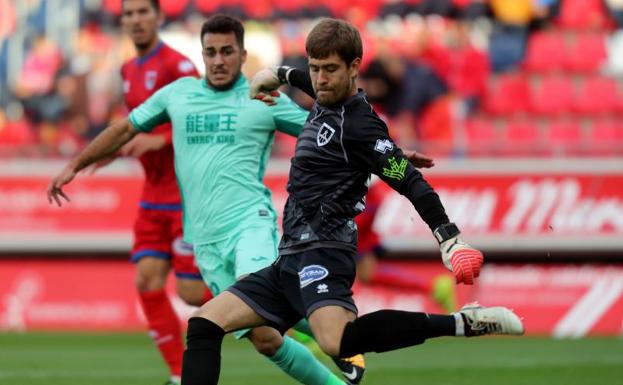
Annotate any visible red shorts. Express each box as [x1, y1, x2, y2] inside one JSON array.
[[131, 206, 202, 280]]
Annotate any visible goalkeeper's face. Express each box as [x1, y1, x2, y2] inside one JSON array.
[[121, 0, 161, 50], [309, 53, 360, 107], [202, 32, 247, 91]]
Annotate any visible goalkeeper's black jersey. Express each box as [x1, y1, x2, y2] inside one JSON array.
[[278, 90, 434, 254]]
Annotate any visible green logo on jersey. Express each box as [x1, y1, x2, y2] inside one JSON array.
[[185, 113, 238, 145], [186, 113, 238, 133], [382, 157, 407, 180]]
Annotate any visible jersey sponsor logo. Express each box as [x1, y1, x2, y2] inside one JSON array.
[[299, 264, 329, 288], [316, 123, 335, 146], [374, 139, 393, 153], [172, 237, 194, 256], [178, 60, 194, 73], [123, 80, 130, 94], [185, 113, 238, 145], [144, 70, 158, 90], [382, 157, 408, 180]]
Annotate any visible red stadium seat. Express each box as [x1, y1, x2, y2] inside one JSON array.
[[530, 76, 575, 116], [557, 0, 609, 29], [589, 119, 623, 155], [566, 33, 607, 73], [544, 119, 584, 156], [503, 119, 543, 155], [482, 73, 531, 115], [464, 117, 500, 156], [243, 0, 273, 18], [195, 0, 226, 14], [160, 0, 190, 18], [523, 32, 568, 73], [574, 76, 620, 114]]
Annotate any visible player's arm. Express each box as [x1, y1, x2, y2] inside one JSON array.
[[270, 93, 310, 137], [342, 116, 483, 285], [48, 83, 173, 206], [249, 66, 315, 104], [47, 118, 139, 205]]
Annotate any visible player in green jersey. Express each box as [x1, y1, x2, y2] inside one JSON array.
[[47, 14, 361, 385]]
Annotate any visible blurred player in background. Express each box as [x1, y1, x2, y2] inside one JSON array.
[[355, 181, 456, 313], [97, 1, 211, 384], [48, 14, 359, 385]]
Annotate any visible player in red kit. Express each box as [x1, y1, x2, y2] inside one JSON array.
[[104, 2, 211, 384]]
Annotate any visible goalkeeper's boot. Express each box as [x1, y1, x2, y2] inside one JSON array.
[[431, 274, 456, 313], [332, 354, 365, 385], [457, 303, 524, 336]]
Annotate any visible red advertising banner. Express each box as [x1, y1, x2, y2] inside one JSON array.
[[1, 260, 621, 336], [0, 159, 621, 252], [0, 160, 142, 251]]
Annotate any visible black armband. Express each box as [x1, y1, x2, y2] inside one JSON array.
[[277, 67, 315, 98], [433, 222, 460, 244], [276, 66, 293, 84]]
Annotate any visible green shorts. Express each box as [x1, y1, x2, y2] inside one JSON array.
[[193, 212, 279, 338]]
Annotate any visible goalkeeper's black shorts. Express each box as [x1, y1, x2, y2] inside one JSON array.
[[227, 247, 358, 334]]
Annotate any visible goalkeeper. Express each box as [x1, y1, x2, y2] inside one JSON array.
[[48, 14, 360, 385], [179, 18, 524, 385]]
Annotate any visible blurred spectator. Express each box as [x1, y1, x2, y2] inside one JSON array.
[[14, 36, 62, 98], [488, 0, 531, 72], [360, 56, 449, 148], [487, 0, 555, 72], [605, 0, 623, 29], [421, 19, 490, 111]]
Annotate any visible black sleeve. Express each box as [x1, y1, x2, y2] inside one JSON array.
[[277, 66, 315, 98], [342, 110, 449, 231]]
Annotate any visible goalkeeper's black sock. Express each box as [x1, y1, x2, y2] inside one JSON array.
[[181, 317, 225, 385], [338, 310, 455, 358]]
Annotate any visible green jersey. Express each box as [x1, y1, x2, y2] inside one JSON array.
[[129, 76, 307, 244]]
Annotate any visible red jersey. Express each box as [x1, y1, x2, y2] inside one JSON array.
[[356, 182, 385, 254], [121, 41, 199, 208]]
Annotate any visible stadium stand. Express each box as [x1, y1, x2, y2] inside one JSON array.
[[1, 0, 622, 157]]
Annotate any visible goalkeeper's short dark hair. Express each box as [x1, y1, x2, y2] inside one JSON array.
[[201, 15, 245, 49], [306, 18, 362, 66]]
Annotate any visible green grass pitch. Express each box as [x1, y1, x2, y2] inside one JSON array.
[[0, 332, 622, 385]]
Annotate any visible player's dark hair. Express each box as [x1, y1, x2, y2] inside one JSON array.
[[306, 18, 362, 65], [200, 15, 245, 49], [122, 0, 160, 12]]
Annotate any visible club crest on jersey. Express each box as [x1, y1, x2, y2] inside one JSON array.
[[317, 123, 335, 146], [299, 265, 329, 288], [173, 237, 194, 256], [145, 70, 158, 90], [178, 60, 195, 73]]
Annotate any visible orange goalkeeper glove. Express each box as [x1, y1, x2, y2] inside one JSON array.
[[434, 223, 484, 285]]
